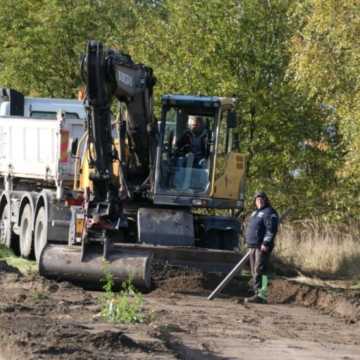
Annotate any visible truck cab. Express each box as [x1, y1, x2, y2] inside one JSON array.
[[0, 88, 86, 120]]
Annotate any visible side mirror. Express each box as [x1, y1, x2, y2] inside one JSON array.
[[227, 111, 237, 128], [70, 138, 78, 157]]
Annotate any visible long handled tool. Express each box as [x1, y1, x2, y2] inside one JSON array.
[[207, 249, 251, 300]]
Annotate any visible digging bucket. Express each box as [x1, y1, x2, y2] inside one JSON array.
[[39, 244, 152, 290]]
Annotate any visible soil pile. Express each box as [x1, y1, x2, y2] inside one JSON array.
[[151, 260, 248, 297], [269, 278, 360, 322], [152, 260, 360, 322]]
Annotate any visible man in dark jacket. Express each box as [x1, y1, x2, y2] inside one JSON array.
[[176, 116, 209, 164], [174, 116, 210, 190], [244, 191, 279, 304]]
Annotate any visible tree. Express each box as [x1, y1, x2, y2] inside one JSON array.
[[0, 0, 137, 97], [0, 0, 348, 218], [289, 0, 360, 219], [132, 0, 344, 217]]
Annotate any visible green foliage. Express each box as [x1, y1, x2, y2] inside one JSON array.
[[0, 0, 357, 220], [288, 0, 360, 219], [100, 269, 145, 324], [0, 245, 37, 274], [0, 245, 14, 259], [0, 0, 137, 97], [133, 0, 346, 218], [32, 291, 49, 302]]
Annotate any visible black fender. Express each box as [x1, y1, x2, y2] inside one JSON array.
[[34, 190, 53, 231]]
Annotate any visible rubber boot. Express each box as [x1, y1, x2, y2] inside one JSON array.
[[257, 275, 268, 303]]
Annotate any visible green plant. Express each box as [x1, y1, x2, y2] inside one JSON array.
[[32, 291, 48, 301], [0, 245, 37, 274], [100, 269, 145, 324]]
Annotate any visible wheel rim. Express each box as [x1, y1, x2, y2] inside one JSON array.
[[21, 218, 29, 247], [35, 209, 47, 262], [20, 212, 32, 257]]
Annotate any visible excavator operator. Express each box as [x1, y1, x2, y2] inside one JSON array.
[[176, 116, 209, 162], [174, 115, 210, 191]]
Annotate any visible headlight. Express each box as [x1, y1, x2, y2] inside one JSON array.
[[192, 199, 207, 207]]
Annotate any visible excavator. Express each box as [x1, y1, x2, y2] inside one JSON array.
[[39, 41, 247, 289]]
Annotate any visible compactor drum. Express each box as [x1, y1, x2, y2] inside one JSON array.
[[39, 244, 152, 289]]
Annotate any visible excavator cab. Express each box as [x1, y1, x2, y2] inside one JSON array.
[[154, 95, 246, 210]]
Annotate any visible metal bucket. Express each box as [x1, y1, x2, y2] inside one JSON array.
[[39, 244, 152, 290]]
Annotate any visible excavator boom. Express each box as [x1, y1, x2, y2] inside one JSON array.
[[40, 41, 158, 288]]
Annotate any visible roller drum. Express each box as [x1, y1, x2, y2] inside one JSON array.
[[39, 244, 152, 289]]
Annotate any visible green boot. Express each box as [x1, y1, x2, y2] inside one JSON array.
[[257, 275, 268, 303]]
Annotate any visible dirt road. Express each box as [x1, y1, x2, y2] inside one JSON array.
[[0, 261, 359, 360]]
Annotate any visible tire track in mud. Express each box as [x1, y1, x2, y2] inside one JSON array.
[[151, 326, 226, 360]]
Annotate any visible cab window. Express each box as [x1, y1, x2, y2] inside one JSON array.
[[30, 111, 80, 120], [158, 106, 216, 195]]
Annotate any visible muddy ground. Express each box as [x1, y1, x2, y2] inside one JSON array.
[[0, 260, 360, 360]]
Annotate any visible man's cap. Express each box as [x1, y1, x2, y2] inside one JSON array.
[[254, 191, 268, 200], [189, 116, 204, 130], [189, 115, 203, 122]]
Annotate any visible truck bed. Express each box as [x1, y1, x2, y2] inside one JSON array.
[[0, 114, 84, 185]]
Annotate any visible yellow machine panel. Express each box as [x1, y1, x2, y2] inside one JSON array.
[[74, 140, 122, 192], [212, 152, 246, 200]]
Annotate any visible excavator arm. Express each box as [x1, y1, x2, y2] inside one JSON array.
[[39, 42, 157, 289], [81, 41, 156, 222]]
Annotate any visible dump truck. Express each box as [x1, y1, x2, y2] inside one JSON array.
[[1, 42, 247, 289], [0, 90, 86, 259]]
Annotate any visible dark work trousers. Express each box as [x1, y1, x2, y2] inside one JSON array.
[[249, 248, 271, 294]]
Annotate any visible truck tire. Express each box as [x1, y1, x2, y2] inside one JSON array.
[[34, 207, 48, 263], [19, 204, 33, 258], [0, 202, 12, 248]]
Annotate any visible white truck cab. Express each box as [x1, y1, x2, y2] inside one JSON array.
[[0, 88, 86, 120]]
